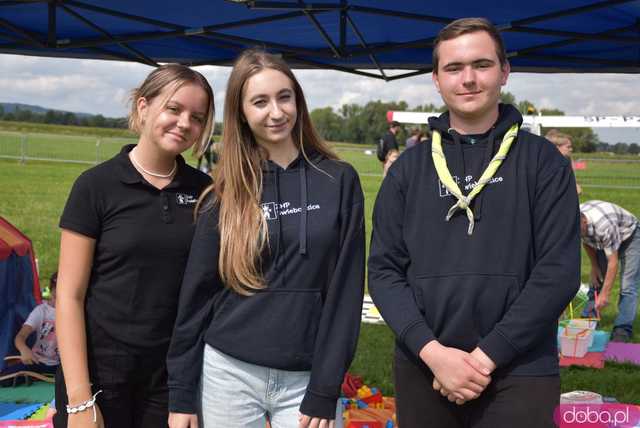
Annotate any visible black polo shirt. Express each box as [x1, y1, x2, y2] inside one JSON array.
[[60, 144, 211, 348]]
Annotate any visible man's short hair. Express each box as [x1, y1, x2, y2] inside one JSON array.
[[390, 121, 400, 128], [432, 17, 508, 73], [545, 129, 572, 147]]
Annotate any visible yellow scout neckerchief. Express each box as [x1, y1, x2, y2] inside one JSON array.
[[431, 123, 519, 235]]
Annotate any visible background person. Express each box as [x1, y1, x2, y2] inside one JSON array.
[[5, 271, 60, 379], [405, 128, 420, 149], [545, 129, 582, 194], [580, 200, 640, 343], [383, 149, 400, 177], [167, 49, 365, 428], [379, 121, 400, 171], [54, 64, 214, 428]]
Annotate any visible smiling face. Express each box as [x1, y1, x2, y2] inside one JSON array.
[[241, 68, 297, 150], [137, 83, 209, 156], [432, 30, 509, 127]]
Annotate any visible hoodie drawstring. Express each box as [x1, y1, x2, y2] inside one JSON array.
[[272, 164, 284, 280], [299, 162, 308, 255], [431, 123, 519, 235]]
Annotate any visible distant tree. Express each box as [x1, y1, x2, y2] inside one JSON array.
[[613, 142, 628, 154], [15, 108, 33, 122], [92, 114, 106, 127], [213, 121, 223, 136], [0, 105, 4, 118], [62, 112, 77, 126], [500, 91, 516, 106], [628, 143, 640, 155], [517, 100, 537, 115], [540, 108, 565, 116], [542, 126, 599, 153], [44, 110, 56, 124], [310, 107, 344, 142], [413, 103, 446, 113]]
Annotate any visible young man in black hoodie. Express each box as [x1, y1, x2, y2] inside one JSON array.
[[368, 18, 580, 428]]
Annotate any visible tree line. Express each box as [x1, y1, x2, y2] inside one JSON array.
[[1, 95, 637, 154], [311, 92, 638, 154], [0, 104, 127, 129]]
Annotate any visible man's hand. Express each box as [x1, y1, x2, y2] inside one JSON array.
[[420, 341, 491, 403], [19, 348, 39, 365], [590, 266, 603, 289], [595, 290, 610, 310], [470, 347, 496, 374], [432, 347, 496, 405]]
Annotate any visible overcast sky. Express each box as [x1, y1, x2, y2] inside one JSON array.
[[1, 53, 639, 144]]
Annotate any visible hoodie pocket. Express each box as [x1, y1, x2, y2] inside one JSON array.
[[212, 289, 323, 368], [414, 273, 519, 351]]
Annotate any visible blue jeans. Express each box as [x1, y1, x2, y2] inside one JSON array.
[[582, 226, 640, 335], [200, 344, 343, 428]]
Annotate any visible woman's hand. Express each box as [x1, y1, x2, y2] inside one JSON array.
[[298, 413, 335, 428], [67, 403, 104, 428]]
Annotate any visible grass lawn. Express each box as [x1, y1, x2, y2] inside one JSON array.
[[1, 128, 640, 403]]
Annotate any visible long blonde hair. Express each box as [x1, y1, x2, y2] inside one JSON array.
[[128, 64, 215, 156], [198, 49, 337, 295]]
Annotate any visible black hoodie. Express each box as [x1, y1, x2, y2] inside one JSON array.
[[167, 152, 365, 419], [368, 104, 580, 376]]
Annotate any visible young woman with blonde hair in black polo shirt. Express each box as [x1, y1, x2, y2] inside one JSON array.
[[54, 65, 214, 428], [167, 49, 365, 428]]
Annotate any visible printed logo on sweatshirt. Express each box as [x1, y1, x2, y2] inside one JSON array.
[[261, 201, 321, 221], [438, 175, 504, 198], [176, 193, 197, 205], [262, 202, 278, 220], [438, 176, 459, 197]]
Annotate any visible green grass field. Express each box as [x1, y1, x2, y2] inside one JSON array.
[[1, 124, 640, 403]]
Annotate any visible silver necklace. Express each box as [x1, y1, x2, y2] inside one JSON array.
[[130, 148, 177, 178]]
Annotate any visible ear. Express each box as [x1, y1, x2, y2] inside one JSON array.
[[432, 71, 441, 93], [136, 97, 149, 125], [500, 60, 511, 86]]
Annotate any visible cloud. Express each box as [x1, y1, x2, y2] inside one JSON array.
[[0, 54, 638, 142]]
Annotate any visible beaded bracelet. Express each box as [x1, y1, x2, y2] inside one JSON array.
[[66, 390, 103, 422]]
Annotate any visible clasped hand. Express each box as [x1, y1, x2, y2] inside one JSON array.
[[420, 342, 495, 406]]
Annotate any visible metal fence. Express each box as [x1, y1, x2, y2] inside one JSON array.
[[0, 131, 134, 165], [1, 131, 639, 189], [574, 158, 640, 189]]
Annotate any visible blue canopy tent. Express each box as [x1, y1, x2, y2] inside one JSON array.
[[0, 1, 638, 78]]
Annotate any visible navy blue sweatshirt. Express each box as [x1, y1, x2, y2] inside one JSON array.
[[167, 152, 365, 419], [368, 104, 580, 376]]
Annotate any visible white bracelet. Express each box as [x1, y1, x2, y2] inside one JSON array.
[[66, 390, 103, 422]]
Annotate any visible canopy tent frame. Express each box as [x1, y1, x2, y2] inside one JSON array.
[[0, 0, 639, 79]]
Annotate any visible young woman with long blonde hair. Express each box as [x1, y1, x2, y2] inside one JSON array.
[[167, 50, 365, 428], [54, 64, 214, 428]]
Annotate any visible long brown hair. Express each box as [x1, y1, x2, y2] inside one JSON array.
[[198, 49, 337, 295], [128, 64, 215, 156]]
